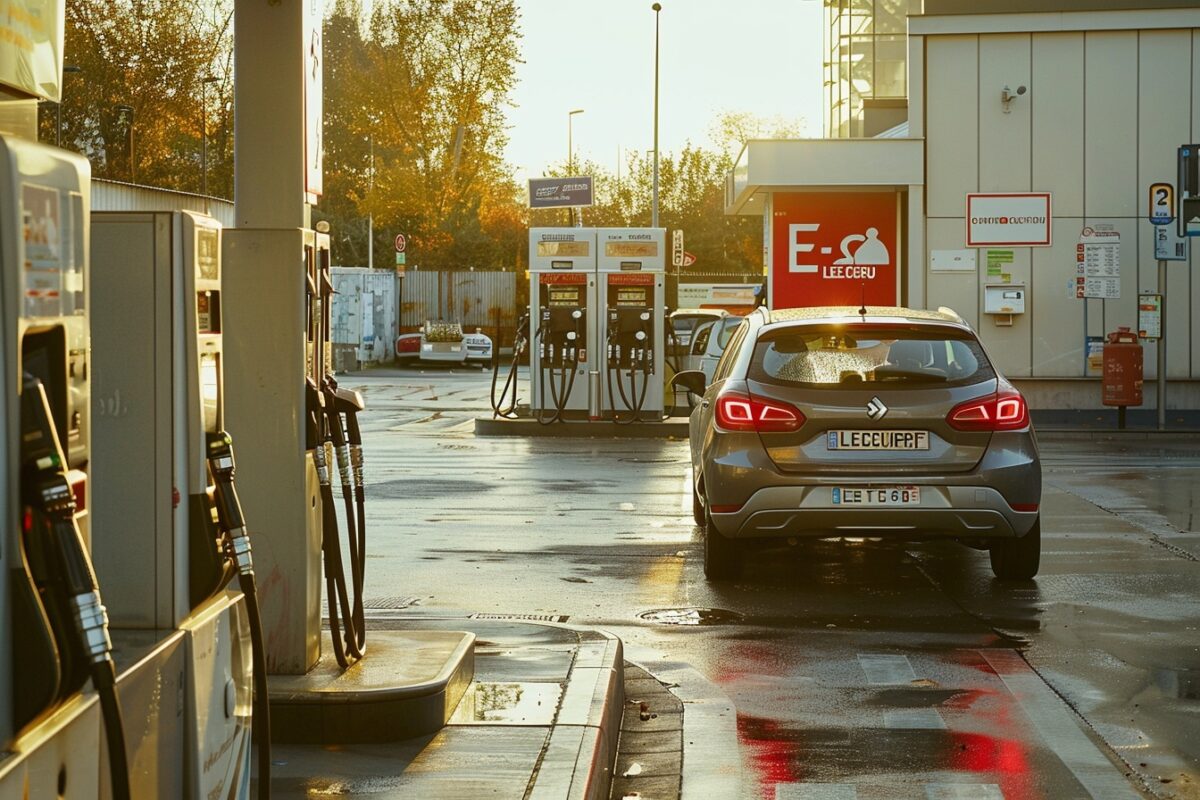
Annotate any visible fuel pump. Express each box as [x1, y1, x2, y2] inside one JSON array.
[[90, 210, 261, 798], [0, 135, 132, 797], [605, 278, 656, 423], [597, 229, 666, 422], [490, 311, 529, 419], [528, 229, 597, 422]]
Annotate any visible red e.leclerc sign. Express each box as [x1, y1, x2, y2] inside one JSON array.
[[771, 192, 898, 310]]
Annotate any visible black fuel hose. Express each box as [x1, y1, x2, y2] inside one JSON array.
[[490, 314, 528, 419], [320, 380, 366, 665], [20, 375, 130, 800], [205, 432, 271, 799], [331, 384, 368, 651]]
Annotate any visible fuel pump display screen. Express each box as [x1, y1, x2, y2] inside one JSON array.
[[549, 288, 582, 306], [200, 353, 220, 433], [616, 289, 648, 307], [197, 228, 219, 280], [605, 241, 658, 258], [536, 241, 589, 258]]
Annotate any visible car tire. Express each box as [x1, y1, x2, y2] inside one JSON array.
[[703, 504, 741, 581], [989, 516, 1041, 580], [692, 478, 705, 526]]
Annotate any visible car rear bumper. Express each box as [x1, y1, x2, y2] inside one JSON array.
[[709, 485, 1038, 540]]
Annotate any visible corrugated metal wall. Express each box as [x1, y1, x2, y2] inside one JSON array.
[[400, 270, 518, 343], [90, 179, 235, 227]]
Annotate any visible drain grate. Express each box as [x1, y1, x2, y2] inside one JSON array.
[[637, 607, 743, 626], [363, 596, 421, 609], [470, 613, 570, 623]]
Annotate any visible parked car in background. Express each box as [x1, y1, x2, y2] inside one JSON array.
[[394, 321, 470, 365], [462, 328, 494, 364], [683, 315, 745, 384], [669, 308, 727, 353], [673, 305, 1041, 582]]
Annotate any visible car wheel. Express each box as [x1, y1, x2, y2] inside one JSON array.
[[691, 478, 705, 526], [703, 504, 741, 581], [989, 516, 1041, 580]]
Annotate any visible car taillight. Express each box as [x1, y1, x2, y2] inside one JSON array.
[[715, 391, 805, 433], [947, 390, 1029, 431], [398, 337, 420, 353]]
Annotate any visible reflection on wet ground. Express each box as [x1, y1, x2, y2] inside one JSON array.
[[351, 372, 1200, 799]]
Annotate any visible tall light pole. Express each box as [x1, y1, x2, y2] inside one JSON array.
[[57, 65, 82, 148], [367, 135, 374, 269], [567, 108, 584, 225], [115, 104, 135, 183], [200, 76, 219, 195], [651, 3, 662, 228]]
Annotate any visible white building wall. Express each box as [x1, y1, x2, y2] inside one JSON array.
[[922, 26, 1200, 383]]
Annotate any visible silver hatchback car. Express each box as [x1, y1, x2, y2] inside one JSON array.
[[673, 306, 1042, 582]]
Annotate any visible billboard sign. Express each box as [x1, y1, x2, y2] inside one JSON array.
[[966, 193, 1052, 247], [771, 192, 898, 309], [528, 176, 594, 209]]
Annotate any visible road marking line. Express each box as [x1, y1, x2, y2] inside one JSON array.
[[980, 650, 1141, 800], [775, 784, 858, 800], [924, 785, 1003, 800], [681, 467, 693, 513], [858, 654, 918, 685], [884, 708, 946, 730]]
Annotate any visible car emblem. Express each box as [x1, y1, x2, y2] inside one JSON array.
[[866, 396, 888, 420]]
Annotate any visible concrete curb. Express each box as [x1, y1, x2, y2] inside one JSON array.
[[624, 644, 742, 800], [528, 627, 624, 800]]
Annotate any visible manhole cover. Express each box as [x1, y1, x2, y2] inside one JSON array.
[[470, 613, 570, 623], [637, 607, 744, 626]]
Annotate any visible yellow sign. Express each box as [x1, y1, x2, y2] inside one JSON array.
[[0, 0, 63, 101]]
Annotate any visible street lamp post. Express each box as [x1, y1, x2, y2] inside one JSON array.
[[567, 108, 584, 225], [115, 104, 135, 183], [652, 3, 662, 229], [367, 135, 374, 270], [200, 76, 220, 196], [57, 65, 82, 148]]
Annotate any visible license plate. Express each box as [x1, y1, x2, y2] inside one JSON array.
[[450, 345, 461, 352], [832, 486, 921, 506], [827, 430, 930, 450]]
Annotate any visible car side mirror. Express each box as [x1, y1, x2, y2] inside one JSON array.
[[670, 369, 707, 396]]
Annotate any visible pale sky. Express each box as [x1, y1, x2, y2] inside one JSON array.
[[508, 0, 825, 182]]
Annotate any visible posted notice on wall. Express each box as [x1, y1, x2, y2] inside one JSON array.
[[1076, 226, 1121, 299], [1138, 294, 1162, 340]]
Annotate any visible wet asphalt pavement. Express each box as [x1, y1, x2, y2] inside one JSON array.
[[344, 367, 1199, 800]]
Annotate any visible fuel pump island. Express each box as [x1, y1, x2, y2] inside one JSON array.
[[1, 3, 476, 797], [490, 227, 670, 428]]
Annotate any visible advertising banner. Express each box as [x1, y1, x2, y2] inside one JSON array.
[[0, 0, 63, 101], [966, 193, 1052, 247], [770, 192, 898, 309], [528, 176, 594, 209]]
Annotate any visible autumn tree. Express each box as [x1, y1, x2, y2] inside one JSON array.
[[52, 0, 234, 196]]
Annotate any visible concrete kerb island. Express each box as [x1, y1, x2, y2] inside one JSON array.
[[264, 616, 629, 798], [474, 415, 692, 439]]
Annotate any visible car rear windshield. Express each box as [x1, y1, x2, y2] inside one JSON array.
[[748, 325, 995, 388]]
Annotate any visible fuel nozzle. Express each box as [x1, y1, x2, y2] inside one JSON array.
[[206, 432, 253, 578]]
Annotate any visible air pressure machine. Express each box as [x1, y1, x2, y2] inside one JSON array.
[[528, 229, 597, 423], [597, 228, 666, 422]]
